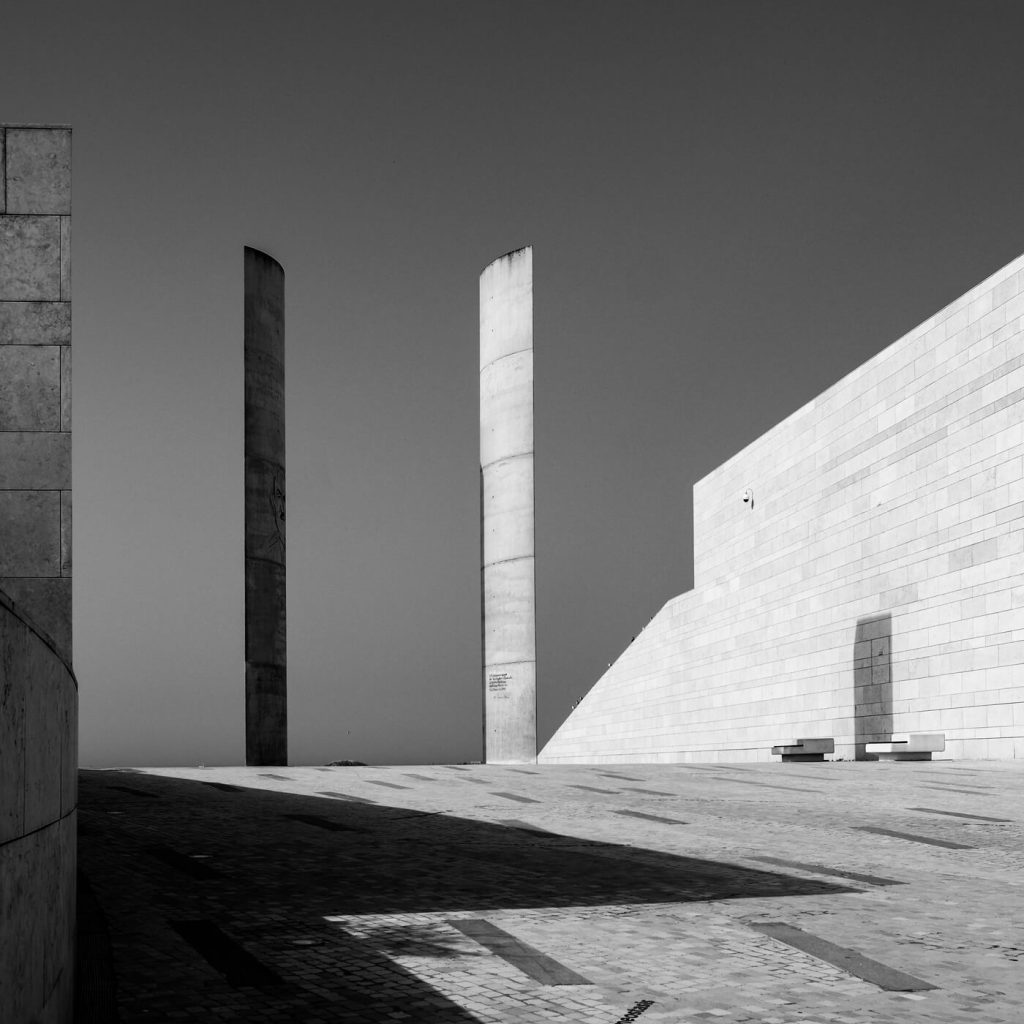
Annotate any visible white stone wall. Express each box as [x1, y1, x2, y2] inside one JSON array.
[[541, 253, 1024, 763]]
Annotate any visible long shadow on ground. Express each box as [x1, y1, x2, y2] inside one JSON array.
[[78, 769, 853, 1023]]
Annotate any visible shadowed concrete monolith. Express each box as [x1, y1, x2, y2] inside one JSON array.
[[244, 246, 286, 766], [480, 245, 537, 764]]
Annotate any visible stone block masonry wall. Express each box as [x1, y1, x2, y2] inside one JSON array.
[[0, 125, 72, 661], [541, 252, 1024, 763]]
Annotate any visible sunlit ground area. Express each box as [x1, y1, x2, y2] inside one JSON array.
[[77, 760, 1024, 1023]]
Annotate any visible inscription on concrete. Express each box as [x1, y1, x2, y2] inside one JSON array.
[[487, 671, 511, 698]]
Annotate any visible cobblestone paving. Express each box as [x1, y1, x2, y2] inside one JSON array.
[[77, 760, 1024, 1022]]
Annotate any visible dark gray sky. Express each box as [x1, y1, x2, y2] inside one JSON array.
[[5, 1, 1024, 766]]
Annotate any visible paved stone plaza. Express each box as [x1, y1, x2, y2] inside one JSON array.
[[78, 760, 1023, 1023]]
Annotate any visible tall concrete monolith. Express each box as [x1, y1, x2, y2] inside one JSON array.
[[480, 245, 537, 763], [244, 246, 286, 766]]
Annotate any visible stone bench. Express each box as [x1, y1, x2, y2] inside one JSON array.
[[864, 733, 945, 761], [771, 737, 835, 762]]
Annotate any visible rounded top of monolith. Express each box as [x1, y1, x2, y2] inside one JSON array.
[[481, 245, 532, 277], [244, 246, 284, 275]]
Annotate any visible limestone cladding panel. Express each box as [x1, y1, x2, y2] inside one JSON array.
[[0, 215, 61, 299], [0, 301, 71, 345], [0, 130, 4, 213], [5, 128, 71, 214], [0, 490, 60, 575], [0, 432, 70, 488], [541, 252, 1024, 763], [0, 346, 60, 429]]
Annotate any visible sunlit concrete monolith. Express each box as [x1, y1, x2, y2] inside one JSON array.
[[244, 246, 286, 766], [480, 245, 537, 763]]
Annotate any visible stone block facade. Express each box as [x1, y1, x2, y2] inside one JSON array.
[[541, 253, 1024, 763], [0, 126, 71, 660]]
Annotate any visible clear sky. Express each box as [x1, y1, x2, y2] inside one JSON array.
[[5, 1, 1024, 766]]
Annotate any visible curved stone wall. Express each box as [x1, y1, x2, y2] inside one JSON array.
[[480, 246, 537, 763], [543, 252, 1024, 763], [0, 590, 77, 1023]]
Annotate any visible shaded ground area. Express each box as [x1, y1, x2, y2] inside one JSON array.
[[77, 761, 1024, 1023]]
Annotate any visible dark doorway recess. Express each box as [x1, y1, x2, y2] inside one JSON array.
[[854, 613, 893, 759]]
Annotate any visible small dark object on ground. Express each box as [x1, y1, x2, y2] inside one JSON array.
[[326, 759, 367, 767]]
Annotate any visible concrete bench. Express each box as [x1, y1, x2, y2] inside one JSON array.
[[771, 737, 835, 762], [865, 733, 945, 761]]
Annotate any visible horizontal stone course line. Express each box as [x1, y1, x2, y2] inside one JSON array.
[[491, 791, 541, 803], [748, 921, 937, 991], [817, 348, 1024, 478], [700, 419, 1024, 577], [696, 373, 1023, 556]]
